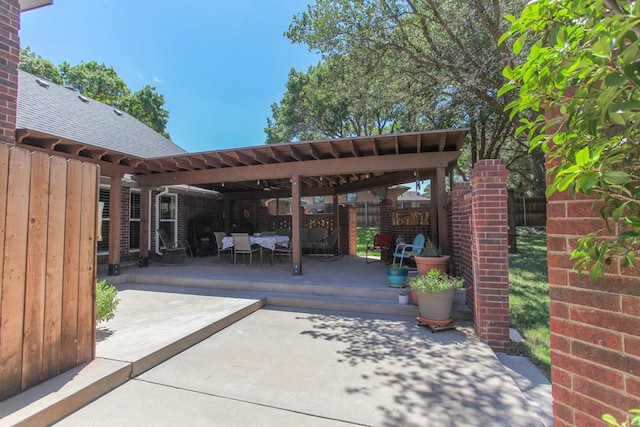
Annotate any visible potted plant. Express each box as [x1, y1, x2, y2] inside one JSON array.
[[409, 268, 464, 326], [386, 263, 410, 288], [414, 238, 450, 275]]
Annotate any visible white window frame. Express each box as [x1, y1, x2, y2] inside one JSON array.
[[98, 185, 110, 256], [129, 189, 141, 253], [155, 192, 178, 254]]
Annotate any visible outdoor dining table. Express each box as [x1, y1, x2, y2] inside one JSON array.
[[221, 235, 290, 252]]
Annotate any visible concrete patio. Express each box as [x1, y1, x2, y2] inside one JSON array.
[[0, 255, 552, 426]]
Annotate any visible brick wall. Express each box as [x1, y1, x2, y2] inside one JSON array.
[[451, 182, 474, 308], [338, 204, 357, 255], [547, 173, 640, 425], [451, 160, 510, 353], [0, 0, 19, 145]]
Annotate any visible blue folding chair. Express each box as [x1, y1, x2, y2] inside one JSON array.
[[392, 234, 425, 267]]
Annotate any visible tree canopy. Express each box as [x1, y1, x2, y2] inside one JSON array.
[[19, 47, 170, 137], [502, 0, 640, 279], [267, 0, 546, 194]]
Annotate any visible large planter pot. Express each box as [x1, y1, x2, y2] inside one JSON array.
[[414, 255, 450, 275], [415, 288, 456, 322], [387, 268, 408, 288]]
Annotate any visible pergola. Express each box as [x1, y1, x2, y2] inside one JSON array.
[[16, 128, 467, 275]]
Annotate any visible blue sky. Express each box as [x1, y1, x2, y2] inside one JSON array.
[[20, 1, 319, 152]]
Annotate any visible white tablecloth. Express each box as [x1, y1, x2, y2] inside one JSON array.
[[222, 235, 289, 251]]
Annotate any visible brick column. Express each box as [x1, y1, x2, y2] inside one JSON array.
[[547, 164, 640, 425], [470, 160, 510, 353], [338, 204, 357, 255], [0, 0, 19, 145], [379, 199, 396, 263]]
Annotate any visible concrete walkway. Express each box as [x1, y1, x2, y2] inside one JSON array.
[[0, 284, 552, 426]]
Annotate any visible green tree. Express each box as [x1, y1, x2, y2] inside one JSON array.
[[19, 47, 62, 84], [18, 49, 171, 136], [280, 0, 545, 193], [502, 0, 640, 279], [120, 85, 170, 136]]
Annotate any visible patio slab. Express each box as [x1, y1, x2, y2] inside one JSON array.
[[52, 295, 548, 426]]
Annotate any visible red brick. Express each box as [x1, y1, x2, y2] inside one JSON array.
[[622, 296, 640, 317], [626, 376, 640, 398], [572, 341, 640, 376], [548, 268, 568, 286], [554, 352, 623, 387], [553, 319, 622, 351], [551, 286, 621, 312], [570, 306, 640, 337], [625, 336, 640, 358], [550, 301, 570, 319], [551, 335, 571, 354], [553, 401, 575, 425], [547, 235, 566, 252], [551, 365, 572, 387]]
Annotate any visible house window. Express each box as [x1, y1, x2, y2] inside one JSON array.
[[346, 193, 358, 202], [129, 190, 141, 251], [98, 187, 110, 253], [158, 193, 177, 244], [313, 196, 324, 204]]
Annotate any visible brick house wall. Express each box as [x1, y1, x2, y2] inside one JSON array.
[[0, 0, 19, 145], [547, 174, 640, 425], [451, 182, 474, 308]]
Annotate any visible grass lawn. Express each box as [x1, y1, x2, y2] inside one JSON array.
[[357, 227, 380, 257], [509, 231, 550, 379]]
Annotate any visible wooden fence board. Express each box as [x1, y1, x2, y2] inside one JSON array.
[[0, 148, 98, 401], [21, 151, 50, 389], [76, 162, 98, 363], [42, 155, 67, 379], [0, 145, 9, 340], [0, 147, 31, 398], [60, 160, 82, 372]]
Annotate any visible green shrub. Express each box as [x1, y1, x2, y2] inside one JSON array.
[[96, 279, 120, 324]]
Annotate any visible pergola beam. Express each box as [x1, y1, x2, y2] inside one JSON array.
[[134, 151, 459, 187]]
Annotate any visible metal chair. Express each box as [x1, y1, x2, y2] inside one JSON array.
[[365, 232, 393, 264], [232, 233, 261, 265], [392, 233, 425, 268], [316, 228, 340, 260], [213, 231, 233, 261], [157, 229, 192, 262]]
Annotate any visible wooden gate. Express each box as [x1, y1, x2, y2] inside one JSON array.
[[0, 145, 99, 401]]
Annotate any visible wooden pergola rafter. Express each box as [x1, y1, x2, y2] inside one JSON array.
[[15, 128, 468, 275]]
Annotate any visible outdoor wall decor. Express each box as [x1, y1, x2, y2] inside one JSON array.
[[391, 211, 429, 226]]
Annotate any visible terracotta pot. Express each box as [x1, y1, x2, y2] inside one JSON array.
[[415, 288, 456, 321], [414, 255, 450, 275]]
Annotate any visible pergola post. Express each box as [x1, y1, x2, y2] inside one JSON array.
[[436, 166, 449, 254], [108, 175, 122, 275], [333, 193, 339, 248], [138, 185, 150, 267], [291, 174, 302, 275]]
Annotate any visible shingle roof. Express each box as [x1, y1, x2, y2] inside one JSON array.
[[16, 70, 187, 158]]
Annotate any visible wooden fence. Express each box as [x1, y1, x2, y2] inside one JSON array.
[[512, 194, 547, 227], [355, 202, 380, 227], [0, 145, 99, 401]]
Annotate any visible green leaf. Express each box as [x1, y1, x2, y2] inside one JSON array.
[[603, 171, 630, 184], [497, 83, 515, 97], [589, 263, 605, 281], [513, 34, 526, 54], [577, 172, 597, 192], [609, 100, 640, 113], [575, 147, 590, 166], [604, 72, 627, 87]]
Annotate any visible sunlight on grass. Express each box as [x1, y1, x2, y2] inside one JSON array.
[[509, 234, 550, 379], [357, 227, 379, 256]]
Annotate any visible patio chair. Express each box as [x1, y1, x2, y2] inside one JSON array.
[[232, 233, 261, 265], [271, 241, 292, 264], [157, 229, 192, 262], [316, 228, 341, 260], [365, 232, 393, 264], [392, 233, 425, 268], [213, 231, 233, 261]]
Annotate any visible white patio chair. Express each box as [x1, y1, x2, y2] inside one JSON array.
[[232, 233, 261, 265]]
